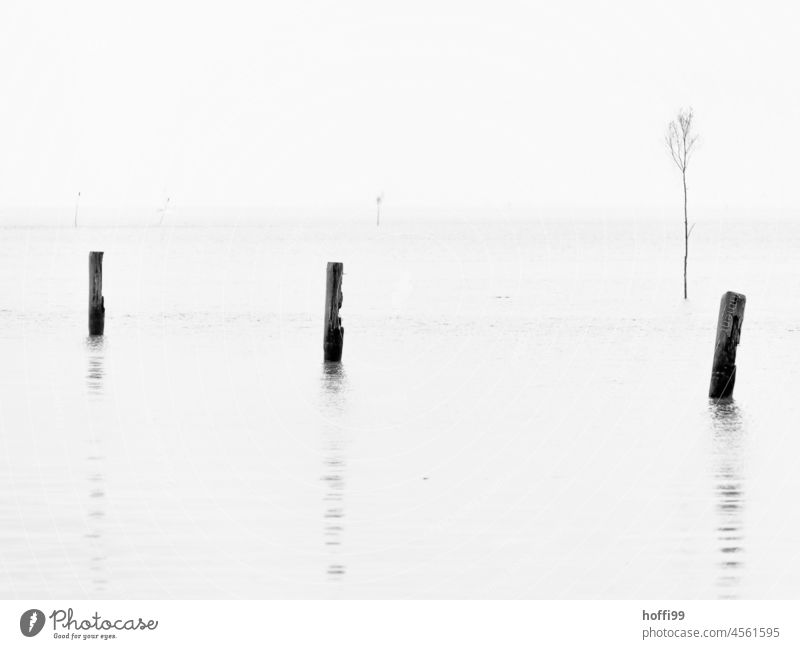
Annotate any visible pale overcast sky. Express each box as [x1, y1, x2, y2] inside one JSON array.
[[1, 0, 798, 212]]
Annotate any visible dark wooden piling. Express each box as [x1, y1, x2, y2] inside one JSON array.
[[88, 252, 105, 336], [323, 262, 344, 361], [709, 291, 745, 399]]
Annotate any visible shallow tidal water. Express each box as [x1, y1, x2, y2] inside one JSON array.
[[1, 215, 799, 598]]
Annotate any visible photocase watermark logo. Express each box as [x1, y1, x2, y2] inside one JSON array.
[[16, 608, 159, 641], [20, 609, 46, 637]]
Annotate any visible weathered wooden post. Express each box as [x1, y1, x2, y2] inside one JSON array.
[[88, 252, 105, 336], [323, 262, 344, 361], [709, 291, 745, 399]]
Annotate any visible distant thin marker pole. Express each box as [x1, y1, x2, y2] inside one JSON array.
[[376, 193, 383, 226], [74, 191, 81, 228], [158, 196, 170, 226]]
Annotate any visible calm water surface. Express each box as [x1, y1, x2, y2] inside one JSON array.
[[1, 216, 799, 598]]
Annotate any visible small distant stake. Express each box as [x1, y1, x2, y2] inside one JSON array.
[[158, 196, 170, 226], [74, 191, 81, 228], [88, 252, 105, 336], [323, 262, 344, 361], [709, 291, 745, 399], [376, 194, 383, 227]]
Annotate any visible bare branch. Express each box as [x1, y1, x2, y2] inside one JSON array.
[[665, 123, 684, 170], [665, 107, 698, 172]]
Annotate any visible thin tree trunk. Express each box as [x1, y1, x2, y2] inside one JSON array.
[[683, 171, 688, 300]]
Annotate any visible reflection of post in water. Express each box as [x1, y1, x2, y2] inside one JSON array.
[[85, 335, 105, 396], [709, 400, 745, 599], [320, 362, 348, 581], [85, 336, 108, 593]]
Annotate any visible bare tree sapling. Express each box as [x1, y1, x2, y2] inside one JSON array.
[[665, 108, 698, 299]]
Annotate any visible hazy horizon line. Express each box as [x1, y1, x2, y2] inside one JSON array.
[[1, 204, 797, 229]]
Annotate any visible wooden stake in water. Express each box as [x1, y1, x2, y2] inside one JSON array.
[[74, 191, 81, 228], [88, 252, 105, 336], [323, 262, 344, 361], [709, 291, 745, 399]]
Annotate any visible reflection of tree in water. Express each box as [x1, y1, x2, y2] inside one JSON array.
[[85, 336, 108, 594], [709, 400, 745, 599], [320, 363, 348, 582]]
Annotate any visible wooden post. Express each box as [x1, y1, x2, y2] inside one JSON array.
[[709, 291, 745, 399], [88, 252, 105, 336], [323, 262, 344, 362]]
